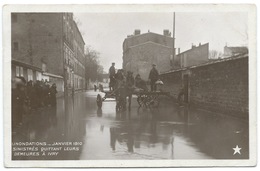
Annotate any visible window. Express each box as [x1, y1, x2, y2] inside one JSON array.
[[27, 69, 33, 81], [42, 63, 47, 72], [16, 66, 19, 76], [13, 42, 19, 51], [15, 66, 25, 77], [12, 14, 17, 23], [36, 71, 42, 81], [20, 67, 23, 77]]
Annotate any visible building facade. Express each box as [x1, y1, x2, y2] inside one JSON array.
[[173, 43, 209, 69], [11, 13, 85, 94], [123, 30, 173, 80], [63, 14, 86, 92], [223, 46, 248, 57]]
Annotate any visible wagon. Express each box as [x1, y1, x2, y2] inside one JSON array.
[[96, 88, 170, 109], [135, 91, 170, 108]]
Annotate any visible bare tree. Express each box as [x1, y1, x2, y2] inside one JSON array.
[[85, 45, 103, 83]]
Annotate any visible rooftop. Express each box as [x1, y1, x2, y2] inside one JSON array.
[[225, 46, 248, 52], [125, 31, 173, 40], [176, 43, 209, 56], [161, 53, 248, 75]]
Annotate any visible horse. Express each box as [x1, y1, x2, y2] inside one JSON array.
[[98, 84, 104, 92], [114, 71, 135, 111], [125, 71, 135, 110]]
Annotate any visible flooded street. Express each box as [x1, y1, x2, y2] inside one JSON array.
[[12, 90, 249, 160]]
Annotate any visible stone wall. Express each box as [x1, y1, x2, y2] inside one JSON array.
[[160, 70, 182, 97], [160, 56, 248, 118]]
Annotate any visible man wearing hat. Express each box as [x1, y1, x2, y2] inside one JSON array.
[[109, 62, 116, 91], [148, 64, 159, 92]]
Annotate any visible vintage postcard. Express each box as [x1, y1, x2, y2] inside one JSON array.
[[3, 4, 257, 167]]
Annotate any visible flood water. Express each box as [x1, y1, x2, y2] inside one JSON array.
[[12, 90, 249, 160]]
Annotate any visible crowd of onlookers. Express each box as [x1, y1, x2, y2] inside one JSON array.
[[12, 77, 57, 129]]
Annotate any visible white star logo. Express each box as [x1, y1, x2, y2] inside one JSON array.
[[233, 145, 242, 155]]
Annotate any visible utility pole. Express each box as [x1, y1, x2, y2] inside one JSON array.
[[172, 12, 176, 68]]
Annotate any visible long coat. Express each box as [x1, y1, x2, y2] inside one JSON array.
[[149, 68, 159, 81]]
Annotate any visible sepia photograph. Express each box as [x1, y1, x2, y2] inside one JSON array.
[[3, 4, 257, 167]]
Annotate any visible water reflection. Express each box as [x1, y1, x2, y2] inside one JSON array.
[[12, 91, 249, 160], [103, 107, 179, 159], [110, 127, 117, 151], [97, 108, 102, 117], [82, 97, 248, 159], [12, 94, 85, 160]]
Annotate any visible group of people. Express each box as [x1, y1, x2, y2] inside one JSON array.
[[108, 62, 160, 111], [94, 84, 104, 92], [12, 77, 58, 128], [108, 62, 160, 92]]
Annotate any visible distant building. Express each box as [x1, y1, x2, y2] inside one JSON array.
[[101, 73, 109, 83], [123, 30, 173, 80], [11, 13, 85, 94], [173, 43, 209, 69], [224, 46, 248, 57]]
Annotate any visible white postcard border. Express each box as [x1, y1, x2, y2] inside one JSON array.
[[3, 4, 257, 167]]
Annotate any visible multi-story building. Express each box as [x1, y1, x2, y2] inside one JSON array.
[[122, 30, 173, 80], [63, 14, 86, 92], [173, 43, 209, 69], [11, 13, 85, 94]]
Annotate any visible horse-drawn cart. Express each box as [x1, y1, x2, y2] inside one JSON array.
[[135, 91, 170, 108], [96, 88, 170, 110]]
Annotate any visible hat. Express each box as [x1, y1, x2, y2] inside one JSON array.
[[112, 62, 115, 64], [152, 64, 156, 66]]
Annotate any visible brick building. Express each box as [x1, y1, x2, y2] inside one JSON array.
[[173, 43, 209, 69], [123, 30, 173, 80], [11, 13, 85, 94]]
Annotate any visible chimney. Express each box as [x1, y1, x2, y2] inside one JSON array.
[[192, 43, 196, 49], [134, 29, 141, 35], [199, 42, 201, 46], [163, 29, 170, 36], [178, 48, 180, 54]]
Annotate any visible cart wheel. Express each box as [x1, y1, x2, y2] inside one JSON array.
[[97, 94, 102, 108], [151, 95, 160, 107], [151, 98, 160, 107], [137, 95, 147, 107]]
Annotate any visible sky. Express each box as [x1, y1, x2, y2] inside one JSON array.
[[74, 12, 248, 72]]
